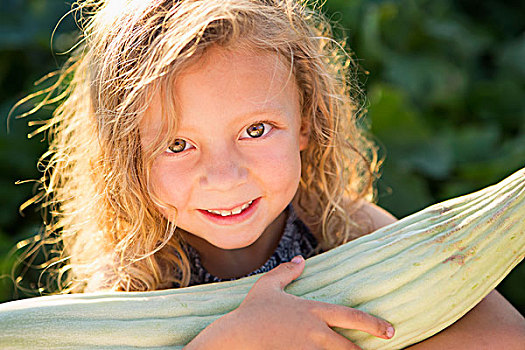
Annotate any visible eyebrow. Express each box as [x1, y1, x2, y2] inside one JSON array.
[[175, 107, 289, 135], [235, 108, 288, 122]]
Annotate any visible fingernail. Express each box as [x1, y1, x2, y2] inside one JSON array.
[[291, 256, 303, 264], [386, 326, 395, 338]]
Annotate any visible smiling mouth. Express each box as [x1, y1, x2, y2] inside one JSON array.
[[204, 200, 254, 217]]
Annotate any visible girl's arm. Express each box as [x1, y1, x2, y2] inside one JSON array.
[[407, 289, 525, 349], [362, 201, 525, 349]]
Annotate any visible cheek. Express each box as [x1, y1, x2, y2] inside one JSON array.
[[249, 138, 302, 190], [150, 160, 193, 213]]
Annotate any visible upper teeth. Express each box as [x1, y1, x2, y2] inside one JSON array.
[[206, 200, 253, 216]]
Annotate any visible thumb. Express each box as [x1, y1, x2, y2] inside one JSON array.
[[258, 255, 305, 291]]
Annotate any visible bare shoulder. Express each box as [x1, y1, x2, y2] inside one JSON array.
[[357, 201, 398, 231], [293, 198, 398, 237]]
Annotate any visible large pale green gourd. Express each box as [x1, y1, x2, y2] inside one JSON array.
[[1, 168, 524, 349]]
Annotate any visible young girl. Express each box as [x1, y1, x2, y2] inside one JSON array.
[[23, 0, 524, 348]]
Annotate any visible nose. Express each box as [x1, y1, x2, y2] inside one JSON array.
[[199, 146, 248, 192]]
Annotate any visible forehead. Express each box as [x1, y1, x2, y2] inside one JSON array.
[[183, 45, 291, 84], [141, 46, 300, 140], [182, 47, 295, 109]]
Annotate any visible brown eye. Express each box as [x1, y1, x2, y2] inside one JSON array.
[[168, 139, 187, 153], [246, 123, 265, 138]]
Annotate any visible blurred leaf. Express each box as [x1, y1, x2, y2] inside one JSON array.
[[400, 137, 453, 179], [0, 230, 17, 302], [368, 83, 430, 143], [467, 79, 525, 130], [383, 53, 467, 109], [375, 163, 433, 217], [498, 35, 525, 79], [447, 124, 501, 164]]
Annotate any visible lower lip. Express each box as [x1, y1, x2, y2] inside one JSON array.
[[198, 198, 260, 225]]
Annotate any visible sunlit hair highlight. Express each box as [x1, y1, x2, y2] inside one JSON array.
[[18, 0, 379, 293]]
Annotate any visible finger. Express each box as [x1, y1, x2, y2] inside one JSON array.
[[314, 303, 395, 340], [255, 255, 305, 290]]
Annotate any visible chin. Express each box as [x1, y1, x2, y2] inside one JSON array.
[[212, 234, 261, 251]]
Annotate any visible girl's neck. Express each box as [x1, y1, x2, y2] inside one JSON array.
[[182, 208, 288, 279]]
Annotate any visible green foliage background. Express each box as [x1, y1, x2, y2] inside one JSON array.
[[0, 0, 523, 315]]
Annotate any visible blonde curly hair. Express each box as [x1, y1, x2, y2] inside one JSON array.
[[17, 0, 379, 293]]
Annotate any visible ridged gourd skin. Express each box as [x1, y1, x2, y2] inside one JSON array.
[[0, 168, 524, 350]]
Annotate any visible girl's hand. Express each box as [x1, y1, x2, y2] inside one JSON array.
[[185, 256, 395, 349]]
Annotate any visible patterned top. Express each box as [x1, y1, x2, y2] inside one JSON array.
[[185, 204, 319, 286]]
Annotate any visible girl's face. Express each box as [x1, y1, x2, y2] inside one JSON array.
[[140, 46, 308, 250]]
